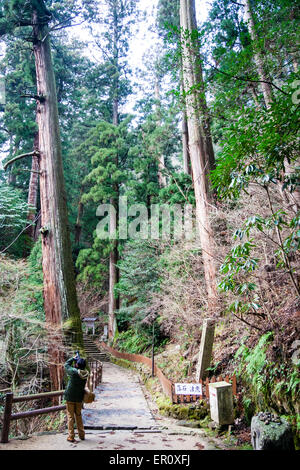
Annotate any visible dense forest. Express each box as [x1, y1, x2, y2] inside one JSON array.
[[0, 0, 299, 448]]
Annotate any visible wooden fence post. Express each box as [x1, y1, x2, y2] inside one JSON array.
[[98, 363, 101, 385], [205, 378, 210, 399], [232, 375, 237, 396], [1, 392, 13, 443]]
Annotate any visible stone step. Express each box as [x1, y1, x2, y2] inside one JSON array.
[[85, 347, 104, 353], [84, 342, 101, 348], [86, 353, 107, 358], [82, 334, 110, 362], [87, 355, 110, 363]]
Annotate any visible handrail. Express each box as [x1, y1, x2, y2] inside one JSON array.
[[1, 359, 102, 444], [12, 390, 65, 403]]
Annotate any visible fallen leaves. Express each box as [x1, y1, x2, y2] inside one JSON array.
[[195, 442, 204, 450]]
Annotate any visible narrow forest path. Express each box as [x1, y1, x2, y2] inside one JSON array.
[[0, 362, 219, 451], [82, 362, 157, 430]]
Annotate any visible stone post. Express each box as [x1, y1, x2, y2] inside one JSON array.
[[196, 318, 215, 381], [103, 325, 108, 340], [209, 381, 234, 425]]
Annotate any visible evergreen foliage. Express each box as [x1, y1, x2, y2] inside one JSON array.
[[0, 184, 31, 256], [0, 0, 299, 442]]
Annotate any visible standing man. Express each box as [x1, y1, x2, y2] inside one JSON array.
[[64, 355, 89, 442]]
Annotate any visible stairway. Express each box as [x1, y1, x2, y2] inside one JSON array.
[[83, 334, 110, 362]]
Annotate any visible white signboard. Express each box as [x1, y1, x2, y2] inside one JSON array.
[[175, 383, 203, 395]]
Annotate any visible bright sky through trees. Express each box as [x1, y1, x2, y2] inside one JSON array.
[[128, 0, 209, 69], [126, 0, 210, 112]]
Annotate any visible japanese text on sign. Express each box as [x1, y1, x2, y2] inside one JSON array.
[[175, 383, 203, 395]]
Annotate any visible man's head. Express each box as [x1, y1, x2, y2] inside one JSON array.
[[75, 358, 86, 370]]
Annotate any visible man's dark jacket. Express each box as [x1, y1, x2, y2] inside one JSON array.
[[64, 357, 89, 402]]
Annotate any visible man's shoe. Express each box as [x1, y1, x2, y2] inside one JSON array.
[[79, 435, 85, 440], [67, 437, 77, 443]]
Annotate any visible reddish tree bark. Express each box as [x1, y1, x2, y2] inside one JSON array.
[[32, 5, 83, 390], [26, 132, 40, 240]]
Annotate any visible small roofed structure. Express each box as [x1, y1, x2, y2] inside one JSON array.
[[82, 317, 98, 335]]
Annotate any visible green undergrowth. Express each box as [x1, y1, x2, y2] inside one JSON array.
[[113, 328, 152, 355], [233, 332, 300, 448], [110, 356, 135, 370], [155, 396, 209, 421], [113, 327, 169, 357]]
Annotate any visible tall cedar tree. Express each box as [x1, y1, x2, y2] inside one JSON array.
[[179, 0, 217, 305], [0, 0, 84, 390]]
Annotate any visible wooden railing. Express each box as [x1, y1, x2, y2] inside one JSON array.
[[87, 360, 103, 391], [172, 374, 237, 404], [101, 343, 237, 404], [1, 359, 102, 444]]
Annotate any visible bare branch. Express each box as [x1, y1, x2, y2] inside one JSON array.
[[231, 0, 244, 6], [20, 94, 46, 102], [207, 62, 289, 96], [3, 151, 40, 171]]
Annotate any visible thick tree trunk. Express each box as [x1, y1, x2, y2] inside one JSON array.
[[108, 218, 118, 339], [107, 90, 119, 340], [34, 210, 41, 241], [108, 181, 119, 340], [182, 110, 191, 175], [108, 172, 119, 339], [26, 131, 39, 240], [192, 61, 216, 180], [109, 94, 118, 340], [32, 10, 83, 390], [107, 3, 121, 341], [75, 188, 84, 246], [180, 63, 191, 176], [180, 0, 217, 305], [180, 0, 216, 201]]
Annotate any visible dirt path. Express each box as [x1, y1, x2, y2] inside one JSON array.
[[0, 362, 219, 451]]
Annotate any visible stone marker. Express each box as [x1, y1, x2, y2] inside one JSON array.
[[209, 381, 234, 425], [196, 318, 215, 381], [101, 325, 108, 342], [251, 414, 295, 450]]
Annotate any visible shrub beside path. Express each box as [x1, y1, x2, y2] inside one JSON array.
[[0, 362, 218, 450]]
